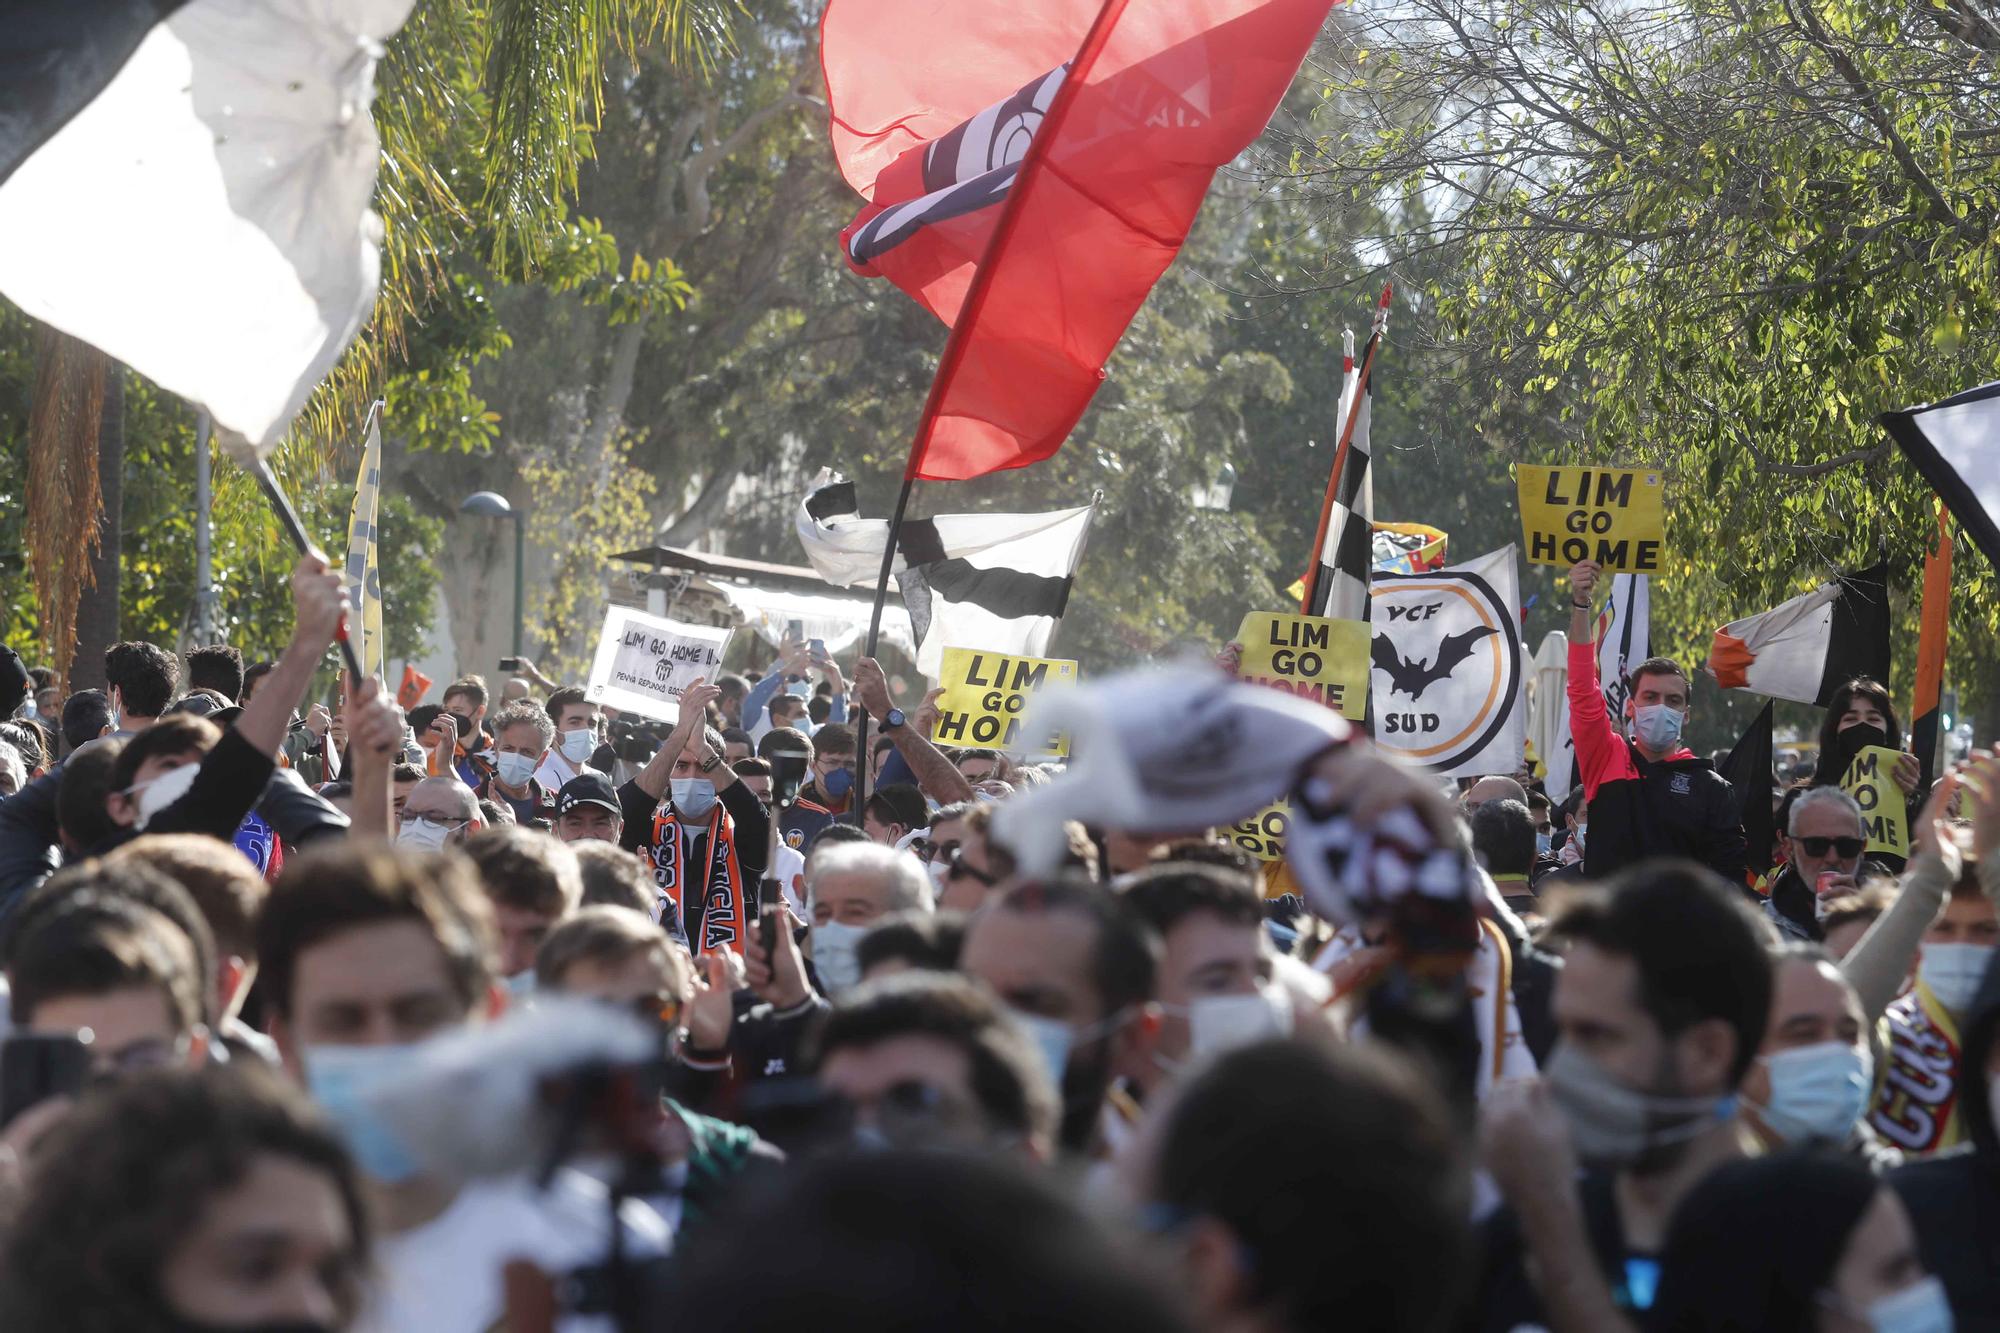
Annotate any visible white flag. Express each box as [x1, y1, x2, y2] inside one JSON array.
[[1368, 546, 1526, 777]]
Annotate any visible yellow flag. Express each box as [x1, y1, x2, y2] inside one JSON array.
[[343, 404, 385, 678]]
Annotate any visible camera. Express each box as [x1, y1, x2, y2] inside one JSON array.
[[606, 718, 664, 765]]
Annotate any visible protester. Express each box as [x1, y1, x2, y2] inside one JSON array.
[[800, 840, 932, 999], [781, 720, 857, 849], [554, 772, 624, 845], [958, 875, 1161, 1157], [536, 686, 604, 793], [809, 970, 1057, 1159], [461, 826, 582, 988], [396, 775, 482, 850], [1564, 561, 1747, 885], [1764, 786, 1875, 942], [1812, 678, 1924, 803], [861, 781, 927, 847], [256, 843, 667, 1332], [1821, 883, 1895, 961], [571, 840, 654, 916], [1737, 943, 1889, 1165], [0, 1064, 370, 1333], [431, 675, 489, 787], [480, 701, 558, 827], [855, 909, 968, 980], [1471, 799, 1540, 920]]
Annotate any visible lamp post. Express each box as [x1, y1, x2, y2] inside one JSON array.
[[460, 491, 524, 656]]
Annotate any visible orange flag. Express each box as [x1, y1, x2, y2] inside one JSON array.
[[397, 664, 433, 711]]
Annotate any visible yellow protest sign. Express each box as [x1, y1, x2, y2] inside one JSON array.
[[1842, 746, 1911, 860], [932, 648, 1077, 756], [1225, 800, 1290, 864], [1234, 611, 1371, 720], [1517, 465, 1666, 573]]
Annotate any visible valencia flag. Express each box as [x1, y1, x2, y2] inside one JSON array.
[[823, 0, 1337, 481]]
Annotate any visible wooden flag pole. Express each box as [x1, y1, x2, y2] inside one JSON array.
[[1300, 284, 1391, 614]]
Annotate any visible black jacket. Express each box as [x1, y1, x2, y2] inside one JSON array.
[[1890, 947, 2000, 1329], [618, 776, 770, 947], [1583, 746, 1747, 888]]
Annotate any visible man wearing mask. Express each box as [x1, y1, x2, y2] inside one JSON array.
[[398, 776, 483, 851], [1739, 943, 1888, 1164], [1472, 863, 1772, 1331], [618, 678, 769, 954], [479, 702, 559, 828], [802, 840, 932, 999], [1118, 864, 1290, 1106], [1764, 787, 1871, 942], [781, 722, 857, 851], [432, 676, 490, 788], [554, 773, 624, 846], [257, 844, 667, 1333], [535, 686, 604, 793], [958, 876, 1162, 1158], [1566, 561, 1747, 885]]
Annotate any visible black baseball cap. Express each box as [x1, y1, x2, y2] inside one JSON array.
[[557, 773, 621, 817]]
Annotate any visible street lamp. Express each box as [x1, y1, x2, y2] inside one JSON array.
[[460, 491, 524, 656]]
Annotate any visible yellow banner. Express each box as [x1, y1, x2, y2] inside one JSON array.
[[1234, 611, 1370, 719], [343, 407, 385, 678], [1517, 465, 1665, 573], [932, 649, 1077, 756], [1843, 745, 1911, 860], [1225, 800, 1290, 863]]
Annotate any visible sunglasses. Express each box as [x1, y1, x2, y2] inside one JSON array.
[[1796, 836, 1867, 860], [942, 846, 997, 887]]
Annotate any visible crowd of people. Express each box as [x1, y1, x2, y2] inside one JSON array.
[[0, 553, 1990, 1331]]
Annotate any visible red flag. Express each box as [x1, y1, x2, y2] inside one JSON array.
[[823, 0, 1337, 481], [397, 664, 433, 711]]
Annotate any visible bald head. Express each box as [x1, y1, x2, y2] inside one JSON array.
[[1464, 776, 1528, 811], [406, 776, 481, 827]]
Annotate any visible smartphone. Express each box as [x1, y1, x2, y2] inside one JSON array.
[[0, 1032, 93, 1129], [808, 637, 828, 662], [786, 619, 805, 643], [499, 656, 522, 672]]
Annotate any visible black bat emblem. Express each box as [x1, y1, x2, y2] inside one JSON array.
[[1372, 625, 1499, 700]]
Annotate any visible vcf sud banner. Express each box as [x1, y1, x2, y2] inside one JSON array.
[[1518, 465, 1665, 573], [584, 608, 733, 724], [1233, 612, 1370, 720], [933, 648, 1077, 756], [1369, 546, 1527, 777]]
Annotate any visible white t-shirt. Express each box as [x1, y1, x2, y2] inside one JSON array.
[[355, 1171, 670, 1333], [533, 751, 603, 796]]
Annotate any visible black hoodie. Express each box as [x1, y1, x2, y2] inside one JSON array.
[[1890, 945, 2000, 1328]]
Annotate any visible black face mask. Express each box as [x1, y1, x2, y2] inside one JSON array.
[[1833, 722, 1889, 775]]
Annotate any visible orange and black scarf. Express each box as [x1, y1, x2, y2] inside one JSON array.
[[648, 803, 748, 954]]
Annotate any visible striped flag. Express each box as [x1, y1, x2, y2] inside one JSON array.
[[1304, 288, 1391, 620], [796, 471, 1096, 678], [0, 1, 413, 449], [342, 405, 385, 679], [1706, 564, 1890, 707]]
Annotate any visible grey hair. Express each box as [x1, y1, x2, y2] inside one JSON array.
[[0, 739, 23, 794], [807, 841, 933, 916], [1789, 785, 1864, 835]]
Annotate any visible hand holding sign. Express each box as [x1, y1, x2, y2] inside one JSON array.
[[1568, 560, 1599, 606], [1842, 746, 1912, 860], [1519, 465, 1665, 573]]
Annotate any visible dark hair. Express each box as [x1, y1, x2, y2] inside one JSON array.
[[1527, 790, 1553, 814], [535, 905, 678, 992], [1548, 861, 1773, 1083], [807, 822, 871, 857], [733, 757, 772, 779], [989, 876, 1159, 1016], [109, 715, 219, 792], [758, 726, 814, 763], [26, 666, 56, 691], [812, 723, 856, 758], [1119, 863, 1265, 937], [319, 780, 355, 802], [7, 893, 204, 1034], [442, 675, 489, 710], [571, 842, 654, 916], [60, 689, 113, 753], [873, 735, 896, 757], [721, 726, 755, 752], [1818, 883, 1894, 940], [769, 694, 807, 725], [864, 782, 927, 835], [544, 685, 592, 724], [661, 1152, 1196, 1332], [109, 833, 268, 962], [808, 696, 832, 726], [7, 857, 220, 1024], [857, 910, 968, 976], [1816, 678, 1903, 756], [103, 642, 179, 719], [1151, 839, 1259, 878], [1157, 1041, 1470, 1333], [715, 673, 751, 701], [0, 721, 46, 773], [256, 845, 496, 1019], [54, 743, 124, 853], [462, 826, 581, 918], [392, 761, 426, 785], [1470, 799, 1536, 878], [1628, 656, 1689, 695], [0, 1064, 369, 1333], [812, 971, 1056, 1147], [477, 797, 515, 827], [183, 645, 245, 702]]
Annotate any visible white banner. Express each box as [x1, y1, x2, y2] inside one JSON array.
[[584, 608, 733, 724], [1368, 545, 1526, 777]]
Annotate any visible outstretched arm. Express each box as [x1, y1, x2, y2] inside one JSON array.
[[853, 659, 973, 807]]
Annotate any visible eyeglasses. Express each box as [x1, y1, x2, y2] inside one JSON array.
[[1796, 836, 1867, 859], [399, 812, 469, 830], [942, 846, 997, 887]]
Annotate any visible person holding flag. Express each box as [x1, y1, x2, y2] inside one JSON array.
[[1566, 561, 1746, 886]]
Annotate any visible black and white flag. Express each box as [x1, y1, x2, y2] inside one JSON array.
[[1882, 381, 2000, 571], [1368, 545, 1526, 777], [796, 470, 1095, 678], [1306, 293, 1389, 621], [0, 0, 414, 449]]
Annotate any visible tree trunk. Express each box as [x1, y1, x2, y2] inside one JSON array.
[[69, 369, 124, 691]]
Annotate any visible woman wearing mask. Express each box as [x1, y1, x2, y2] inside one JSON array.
[[1649, 1152, 1950, 1333], [1812, 681, 1925, 812], [0, 1064, 369, 1333]]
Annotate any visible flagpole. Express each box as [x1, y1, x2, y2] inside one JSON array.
[[1911, 499, 1953, 785], [852, 475, 916, 819], [1300, 284, 1392, 614]]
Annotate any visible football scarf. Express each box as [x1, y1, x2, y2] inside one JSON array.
[[648, 804, 749, 955], [1869, 980, 1964, 1155]]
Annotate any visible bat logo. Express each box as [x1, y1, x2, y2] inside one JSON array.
[[1372, 626, 1498, 699]]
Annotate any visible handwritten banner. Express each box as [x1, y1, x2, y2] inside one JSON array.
[[584, 607, 733, 724]]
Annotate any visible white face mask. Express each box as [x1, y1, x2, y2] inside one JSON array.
[[397, 816, 465, 851], [1631, 703, 1685, 751], [1752, 1041, 1873, 1145], [559, 729, 596, 764], [810, 919, 868, 998], [126, 762, 200, 830], [1918, 942, 1992, 1013], [1187, 985, 1292, 1058], [494, 751, 538, 788]]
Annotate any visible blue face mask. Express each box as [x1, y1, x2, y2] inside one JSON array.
[[1535, 830, 1553, 856], [305, 1043, 426, 1183], [670, 777, 718, 820], [1005, 1008, 1074, 1087], [822, 767, 854, 799], [1632, 703, 1685, 752], [1850, 1277, 1954, 1333], [1753, 1041, 1872, 1145]]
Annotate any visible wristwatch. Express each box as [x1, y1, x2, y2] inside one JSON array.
[[882, 707, 906, 732]]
